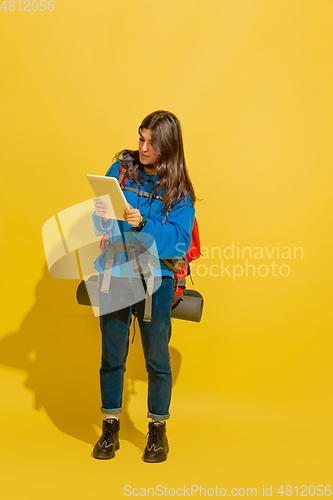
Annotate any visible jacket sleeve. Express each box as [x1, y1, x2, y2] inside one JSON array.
[[91, 161, 122, 236], [134, 195, 195, 260]]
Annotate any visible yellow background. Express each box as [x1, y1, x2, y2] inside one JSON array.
[[0, 0, 332, 498]]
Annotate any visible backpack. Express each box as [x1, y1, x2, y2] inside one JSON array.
[[99, 163, 201, 313], [169, 216, 200, 309]]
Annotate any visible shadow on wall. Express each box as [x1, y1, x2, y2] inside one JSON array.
[[0, 265, 181, 450]]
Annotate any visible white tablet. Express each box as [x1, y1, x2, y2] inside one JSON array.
[[87, 174, 129, 220]]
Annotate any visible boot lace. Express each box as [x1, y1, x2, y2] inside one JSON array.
[[146, 423, 162, 451], [101, 420, 116, 443]]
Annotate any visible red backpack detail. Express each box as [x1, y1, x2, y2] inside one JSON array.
[[187, 217, 200, 263], [172, 216, 200, 307], [118, 164, 128, 185]]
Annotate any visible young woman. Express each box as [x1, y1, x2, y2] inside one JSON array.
[[92, 110, 196, 463]]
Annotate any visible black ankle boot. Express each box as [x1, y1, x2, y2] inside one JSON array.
[[143, 421, 169, 463], [92, 419, 120, 460]]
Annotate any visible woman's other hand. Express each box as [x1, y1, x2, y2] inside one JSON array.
[[124, 204, 143, 228], [94, 198, 109, 221]]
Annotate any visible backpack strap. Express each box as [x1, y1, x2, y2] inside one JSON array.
[[100, 244, 117, 293], [143, 253, 155, 322], [118, 163, 129, 185], [100, 239, 155, 322], [121, 185, 164, 201], [117, 162, 170, 223]]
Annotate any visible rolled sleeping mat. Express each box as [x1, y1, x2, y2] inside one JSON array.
[[171, 289, 204, 323], [76, 276, 204, 323], [77, 275, 99, 306]]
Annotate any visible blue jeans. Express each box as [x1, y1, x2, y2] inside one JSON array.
[[98, 275, 174, 420]]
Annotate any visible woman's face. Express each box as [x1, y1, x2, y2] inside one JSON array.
[[139, 128, 160, 171]]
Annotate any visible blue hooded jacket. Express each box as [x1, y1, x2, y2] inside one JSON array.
[[92, 160, 195, 278]]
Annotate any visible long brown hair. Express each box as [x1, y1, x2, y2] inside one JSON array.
[[114, 110, 196, 213]]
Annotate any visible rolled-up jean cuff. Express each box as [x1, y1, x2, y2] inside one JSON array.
[[147, 411, 170, 421], [101, 407, 122, 415]]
